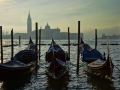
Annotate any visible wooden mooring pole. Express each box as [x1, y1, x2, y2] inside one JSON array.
[[39, 29, 41, 60], [11, 29, 14, 60], [95, 29, 97, 49], [0, 26, 3, 63], [19, 35, 21, 46], [77, 21, 80, 73], [68, 27, 70, 59], [35, 22, 38, 69]]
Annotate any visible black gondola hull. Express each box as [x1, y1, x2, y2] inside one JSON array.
[[0, 38, 37, 80], [87, 57, 114, 78], [45, 39, 69, 79], [45, 60, 69, 79], [0, 61, 36, 79]]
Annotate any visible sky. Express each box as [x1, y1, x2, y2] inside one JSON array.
[[0, 0, 120, 39]]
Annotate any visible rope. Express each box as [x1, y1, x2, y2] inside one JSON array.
[[114, 65, 120, 72], [39, 53, 46, 57], [41, 58, 120, 72], [68, 61, 88, 67], [68, 61, 77, 67], [79, 62, 88, 67], [41, 58, 88, 68]]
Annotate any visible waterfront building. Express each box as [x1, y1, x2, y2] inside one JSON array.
[[6, 12, 84, 39], [100, 33, 120, 39]]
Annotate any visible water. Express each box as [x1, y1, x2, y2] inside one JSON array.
[[0, 39, 120, 90]]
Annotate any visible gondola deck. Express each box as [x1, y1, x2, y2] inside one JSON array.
[[86, 39, 114, 79], [45, 39, 69, 79], [88, 59, 106, 68]]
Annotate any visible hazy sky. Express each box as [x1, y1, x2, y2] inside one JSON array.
[[0, 0, 120, 38]]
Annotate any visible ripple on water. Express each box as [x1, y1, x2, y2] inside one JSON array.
[[0, 39, 120, 90]]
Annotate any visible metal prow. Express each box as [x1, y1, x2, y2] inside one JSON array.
[[106, 39, 113, 68], [81, 38, 84, 44], [29, 37, 33, 44], [51, 39, 56, 78]]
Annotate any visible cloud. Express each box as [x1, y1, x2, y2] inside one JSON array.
[[0, 0, 120, 39]]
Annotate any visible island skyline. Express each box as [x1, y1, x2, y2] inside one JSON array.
[[0, 0, 120, 39], [1, 12, 83, 40]]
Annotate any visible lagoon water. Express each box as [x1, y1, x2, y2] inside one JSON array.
[[0, 39, 120, 90]]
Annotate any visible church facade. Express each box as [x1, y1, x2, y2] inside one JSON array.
[[40, 23, 61, 39]]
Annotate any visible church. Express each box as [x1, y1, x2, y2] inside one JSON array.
[[14, 12, 83, 39], [25, 12, 61, 39], [40, 23, 61, 39]]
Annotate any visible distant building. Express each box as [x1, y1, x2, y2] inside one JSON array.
[[39, 23, 61, 39], [14, 12, 31, 39], [100, 33, 120, 39], [27, 11, 32, 35], [60, 32, 83, 40], [14, 33, 28, 39], [4, 12, 84, 39], [31, 23, 84, 40]]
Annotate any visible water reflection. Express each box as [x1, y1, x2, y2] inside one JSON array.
[[0, 69, 39, 90], [0, 39, 120, 89], [86, 72, 115, 90], [46, 72, 70, 90], [0, 74, 31, 90]]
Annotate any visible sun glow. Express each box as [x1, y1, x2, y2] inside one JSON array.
[[0, 0, 6, 3], [0, 0, 6, 7]]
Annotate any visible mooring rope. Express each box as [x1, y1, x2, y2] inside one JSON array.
[[39, 57, 87, 68], [114, 65, 120, 71], [39, 53, 45, 57], [39, 53, 88, 68], [38, 55, 120, 71], [68, 61, 88, 67]]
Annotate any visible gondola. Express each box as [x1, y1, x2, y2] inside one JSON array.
[[45, 39, 69, 79], [0, 38, 37, 80], [80, 38, 105, 63], [87, 40, 114, 78]]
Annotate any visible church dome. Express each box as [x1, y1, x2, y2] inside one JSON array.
[[45, 23, 50, 30]]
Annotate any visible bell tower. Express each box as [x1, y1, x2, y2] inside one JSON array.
[[27, 11, 32, 34]]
